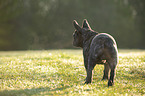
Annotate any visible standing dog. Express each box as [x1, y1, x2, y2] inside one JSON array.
[[73, 19, 118, 86]]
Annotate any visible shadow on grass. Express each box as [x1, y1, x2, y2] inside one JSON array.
[[0, 69, 115, 96], [0, 85, 70, 96], [0, 77, 109, 96]]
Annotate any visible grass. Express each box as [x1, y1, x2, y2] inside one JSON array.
[[0, 49, 144, 96]]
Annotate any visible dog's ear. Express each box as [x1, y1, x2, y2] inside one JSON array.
[[83, 19, 91, 29], [73, 20, 81, 31]]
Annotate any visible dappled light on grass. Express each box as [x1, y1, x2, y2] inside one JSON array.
[[0, 50, 145, 96]]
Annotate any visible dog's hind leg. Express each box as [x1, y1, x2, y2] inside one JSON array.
[[102, 63, 110, 80], [107, 59, 117, 86]]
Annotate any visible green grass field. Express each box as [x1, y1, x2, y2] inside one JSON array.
[[0, 49, 145, 96]]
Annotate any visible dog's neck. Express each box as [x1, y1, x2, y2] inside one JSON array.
[[82, 31, 98, 47], [82, 31, 98, 54]]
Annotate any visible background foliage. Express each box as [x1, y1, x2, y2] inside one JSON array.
[[0, 0, 145, 50]]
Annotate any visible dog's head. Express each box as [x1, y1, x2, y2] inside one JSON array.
[[73, 19, 96, 47]]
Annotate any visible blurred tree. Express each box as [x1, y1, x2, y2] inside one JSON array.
[[0, 0, 22, 50], [0, 0, 144, 50], [128, 0, 145, 48]]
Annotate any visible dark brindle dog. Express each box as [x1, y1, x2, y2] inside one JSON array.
[[73, 19, 118, 86]]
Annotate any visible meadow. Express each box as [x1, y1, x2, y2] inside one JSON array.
[[0, 49, 144, 96]]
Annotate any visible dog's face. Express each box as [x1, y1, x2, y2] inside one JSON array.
[[73, 19, 93, 47]]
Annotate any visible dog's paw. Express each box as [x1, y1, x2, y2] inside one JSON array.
[[84, 81, 91, 84], [102, 76, 108, 81], [108, 80, 114, 86]]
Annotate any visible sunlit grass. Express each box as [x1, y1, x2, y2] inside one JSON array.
[[0, 49, 144, 96]]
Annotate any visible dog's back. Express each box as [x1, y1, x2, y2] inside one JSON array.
[[89, 33, 118, 63], [92, 33, 117, 46]]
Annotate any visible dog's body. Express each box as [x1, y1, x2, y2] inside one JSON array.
[[73, 19, 118, 86]]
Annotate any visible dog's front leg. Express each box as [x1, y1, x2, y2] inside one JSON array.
[[85, 59, 96, 84], [84, 59, 88, 81], [84, 56, 88, 72], [83, 49, 89, 81]]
